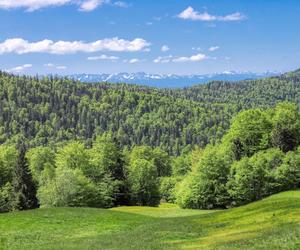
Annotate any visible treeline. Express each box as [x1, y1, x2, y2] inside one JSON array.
[[175, 102, 300, 209], [1, 69, 300, 155], [0, 134, 177, 212], [1, 102, 300, 212]]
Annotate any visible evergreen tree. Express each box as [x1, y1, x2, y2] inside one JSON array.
[[12, 143, 38, 210]]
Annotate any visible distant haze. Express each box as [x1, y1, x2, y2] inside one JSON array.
[[67, 71, 281, 88]]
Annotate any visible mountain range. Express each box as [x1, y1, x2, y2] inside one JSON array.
[[67, 71, 281, 88]]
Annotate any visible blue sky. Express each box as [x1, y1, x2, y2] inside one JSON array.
[[0, 0, 300, 75]]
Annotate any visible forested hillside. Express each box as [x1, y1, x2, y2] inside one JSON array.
[[0, 69, 300, 154], [1, 70, 300, 213], [173, 69, 300, 108], [0, 71, 234, 155]]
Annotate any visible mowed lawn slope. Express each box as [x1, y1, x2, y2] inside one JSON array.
[[0, 191, 300, 250]]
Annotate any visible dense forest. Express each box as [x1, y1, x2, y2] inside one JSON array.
[[1, 69, 300, 212], [1, 103, 300, 212], [0, 69, 300, 155]]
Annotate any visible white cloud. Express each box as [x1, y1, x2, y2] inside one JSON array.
[[146, 22, 153, 26], [0, 38, 150, 55], [0, 0, 71, 11], [178, 6, 246, 22], [123, 58, 141, 64], [153, 16, 162, 21], [208, 46, 220, 52], [161, 45, 170, 52], [79, 0, 104, 11], [192, 47, 202, 51], [44, 63, 67, 70], [173, 53, 206, 63], [6, 64, 32, 73], [44, 63, 55, 67], [153, 55, 173, 64], [113, 1, 128, 8], [56, 65, 67, 69], [0, 0, 127, 11], [87, 54, 119, 60], [154, 53, 207, 63]]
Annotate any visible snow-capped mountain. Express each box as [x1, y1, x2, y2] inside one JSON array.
[[67, 71, 280, 88]]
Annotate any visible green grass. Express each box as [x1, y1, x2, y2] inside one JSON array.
[[0, 191, 300, 250]]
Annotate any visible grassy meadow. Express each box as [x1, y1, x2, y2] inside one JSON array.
[[0, 190, 299, 249]]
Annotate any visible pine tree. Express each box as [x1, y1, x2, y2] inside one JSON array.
[[12, 143, 38, 210]]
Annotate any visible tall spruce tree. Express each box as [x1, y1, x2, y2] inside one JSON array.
[[12, 143, 38, 210]]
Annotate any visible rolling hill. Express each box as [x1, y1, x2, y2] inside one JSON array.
[[0, 190, 299, 249], [0, 69, 300, 154]]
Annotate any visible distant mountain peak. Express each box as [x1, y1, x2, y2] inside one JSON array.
[[67, 71, 281, 88]]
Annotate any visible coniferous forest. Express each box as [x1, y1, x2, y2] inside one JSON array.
[[1, 69, 300, 212]]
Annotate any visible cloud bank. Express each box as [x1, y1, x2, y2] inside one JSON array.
[[0, 38, 150, 55], [0, 0, 127, 11], [6, 64, 32, 73]]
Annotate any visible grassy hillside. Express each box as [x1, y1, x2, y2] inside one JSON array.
[[0, 190, 299, 250]]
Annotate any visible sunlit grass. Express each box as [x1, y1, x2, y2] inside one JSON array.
[[0, 190, 299, 249]]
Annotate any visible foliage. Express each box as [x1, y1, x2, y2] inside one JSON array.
[[271, 102, 300, 152], [223, 109, 272, 160], [0, 182, 14, 212], [12, 144, 38, 210], [172, 153, 191, 176], [177, 145, 233, 209], [227, 148, 284, 206], [56, 141, 90, 173], [159, 176, 181, 203], [2, 69, 300, 211], [127, 158, 160, 206], [0, 145, 17, 187], [38, 166, 98, 207], [178, 102, 300, 209], [274, 147, 300, 190], [89, 134, 126, 205], [153, 148, 172, 177], [27, 146, 55, 184]]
